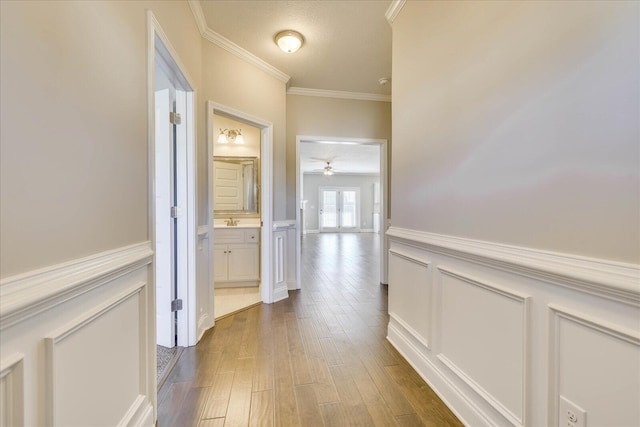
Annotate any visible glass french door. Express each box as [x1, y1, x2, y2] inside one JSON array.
[[319, 187, 360, 232]]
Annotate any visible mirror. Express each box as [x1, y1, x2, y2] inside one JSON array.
[[213, 156, 259, 216]]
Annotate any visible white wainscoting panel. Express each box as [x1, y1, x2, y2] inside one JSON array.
[[272, 230, 289, 303], [388, 249, 431, 350], [0, 353, 24, 427], [0, 242, 154, 426], [548, 305, 640, 427], [45, 283, 143, 426], [386, 227, 640, 427], [437, 267, 529, 426]]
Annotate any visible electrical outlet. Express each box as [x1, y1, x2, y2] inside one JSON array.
[[559, 396, 587, 427]]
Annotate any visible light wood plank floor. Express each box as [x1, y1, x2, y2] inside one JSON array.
[[158, 233, 463, 427]]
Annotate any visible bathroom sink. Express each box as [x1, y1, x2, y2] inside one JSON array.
[[213, 219, 261, 229]]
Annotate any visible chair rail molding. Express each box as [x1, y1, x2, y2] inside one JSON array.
[[387, 227, 640, 306], [0, 242, 153, 330]]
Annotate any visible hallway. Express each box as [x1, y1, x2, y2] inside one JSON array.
[[157, 233, 462, 426]]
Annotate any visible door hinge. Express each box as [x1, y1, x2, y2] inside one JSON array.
[[171, 299, 183, 312], [169, 112, 182, 125], [171, 206, 181, 218]]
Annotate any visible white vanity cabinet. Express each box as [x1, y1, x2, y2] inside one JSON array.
[[214, 228, 260, 286]]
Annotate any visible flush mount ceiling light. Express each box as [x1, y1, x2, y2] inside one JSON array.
[[217, 128, 244, 144], [275, 30, 304, 53]]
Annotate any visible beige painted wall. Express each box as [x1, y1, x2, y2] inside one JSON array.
[[286, 95, 391, 219], [392, 1, 639, 263], [202, 42, 287, 220], [0, 0, 203, 278]]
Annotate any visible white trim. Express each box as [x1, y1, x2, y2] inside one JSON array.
[[0, 353, 24, 427], [386, 227, 640, 306], [389, 312, 430, 350], [287, 87, 391, 103], [147, 11, 199, 349], [360, 228, 375, 233], [297, 135, 389, 287], [207, 101, 275, 304], [197, 225, 209, 240], [547, 304, 640, 427], [188, 0, 290, 84], [0, 242, 152, 330], [186, 0, 208, 34], [45, 282, 145, 426], [117, 395, 153, 427], [385, 0, 407, 24], [304, 229, 320, 234], [437, 266, 531, 427], [273, 220, 296, 230], [387, 325, 491, 427], [389, 248, 430, 268]]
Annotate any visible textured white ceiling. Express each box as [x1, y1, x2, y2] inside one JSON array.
[[199, 0, 392, 95], [300, 141, 380, 174]]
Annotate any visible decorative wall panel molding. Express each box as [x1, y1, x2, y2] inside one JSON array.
[[387, 227, 640, 306], [0, 242, 153, 330], [388, 248, 432, 349], [45, 283, 146, 426], [547, 304, 640, 427], [387, 227, 639, 426], [437, 267, 530, 427], [0, 353, 24, 427], [0, 243, 154, 426], [273, 231, 289, 302]]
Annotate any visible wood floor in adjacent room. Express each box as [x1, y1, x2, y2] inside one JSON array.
[[157, 233, 463, 427]]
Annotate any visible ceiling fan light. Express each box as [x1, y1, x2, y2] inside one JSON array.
[[275, 30, 304, 53]]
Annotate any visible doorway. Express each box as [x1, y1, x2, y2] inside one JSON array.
[[296, 136, 389, 287], [206, 102, 275, 320], [148, 15, 197, 392]]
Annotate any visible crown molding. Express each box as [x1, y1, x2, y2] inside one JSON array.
[[187, 0, 208, 34], [188, 0, 290, 84], [385, 0, 407, 25], [287, 87, 391, 102]]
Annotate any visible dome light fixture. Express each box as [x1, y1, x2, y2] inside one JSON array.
[[275, 30, 304, 53]]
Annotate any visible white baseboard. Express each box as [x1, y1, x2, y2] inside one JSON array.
[[304, 229, 319, 234], [387, 324, 489, 427], [273, 284, 289, 303], [360, 228, 374, 233]]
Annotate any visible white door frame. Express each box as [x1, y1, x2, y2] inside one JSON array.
[[147, 9, 198, 382], [207, 101, 274, 309], [296, 136, 389, 286]]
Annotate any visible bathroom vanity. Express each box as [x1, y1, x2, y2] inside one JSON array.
[[213, 223, 260, 287]]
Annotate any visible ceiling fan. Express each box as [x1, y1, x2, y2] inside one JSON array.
[[308, 159, 342, 175]]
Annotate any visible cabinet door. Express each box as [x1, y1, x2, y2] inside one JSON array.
[[213, 245, 229, 281], [227, 244, 260, 281]]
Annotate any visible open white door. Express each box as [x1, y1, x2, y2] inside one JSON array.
[[154, 88, 174, 348]]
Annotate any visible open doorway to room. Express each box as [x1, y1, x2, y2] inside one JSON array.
[[296, 137, 388, 288], [148, 15, 197, 392], [207, 102, 274, 320]]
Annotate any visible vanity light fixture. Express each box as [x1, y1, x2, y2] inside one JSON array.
[[275, 30, 304, 53], [217, 128, 245, 144]]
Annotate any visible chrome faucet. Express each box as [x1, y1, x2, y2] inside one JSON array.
[[226, 217, 238, 226]]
